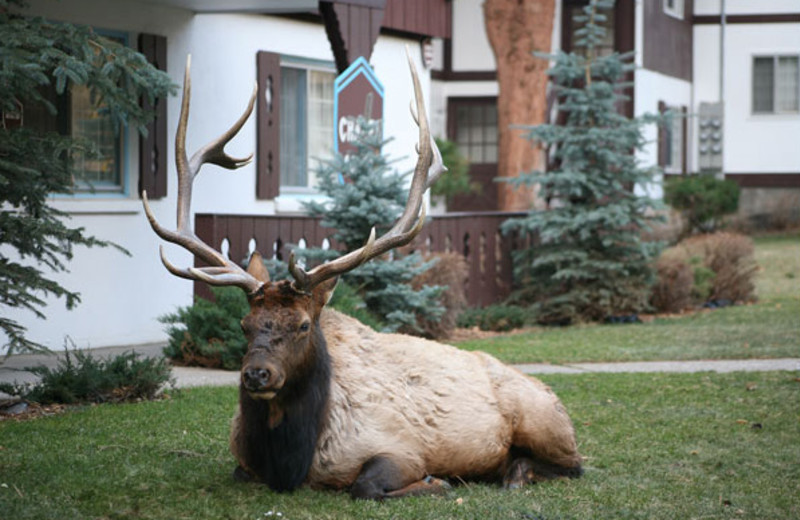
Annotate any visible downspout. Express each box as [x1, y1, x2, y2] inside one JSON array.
[[719, 0, 726, 178]]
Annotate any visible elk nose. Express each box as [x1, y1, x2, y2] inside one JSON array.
[[244, 367, 271, 389]]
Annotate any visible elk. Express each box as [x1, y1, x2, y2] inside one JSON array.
[[143, 52, 582, 499]]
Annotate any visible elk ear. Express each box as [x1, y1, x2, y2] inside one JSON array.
[[246, 251, 270, 283], [312, 276, 338, 315]]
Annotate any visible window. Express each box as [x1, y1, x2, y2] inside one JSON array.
[[24, 30, 128, 194], [753, 55, 800, 114], [663, 0, 684, 20], [279, 64, 335, 189], [447, 97, 499, 212], [453, 102, 497, 164], [658, 102, 686, 173]]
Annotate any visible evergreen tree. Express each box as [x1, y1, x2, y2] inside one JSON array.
[[1, 0, 174, 355], [501, 0, 661, 325], [301, 117, 444, 333]]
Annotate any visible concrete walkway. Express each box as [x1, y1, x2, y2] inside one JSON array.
[[1, 343, 798, 389]]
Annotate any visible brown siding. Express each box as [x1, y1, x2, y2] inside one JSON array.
[[382, 0, 450, 39], [137, 33, 168, 199], [321, 1, 385, 72], [256, 51, 281, 200], [643, 0, 693, 82], [693, 13, 800, 24]]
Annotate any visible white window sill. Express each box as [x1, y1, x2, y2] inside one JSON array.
[[274, 189, 330, 215], [48, 197, 143, 216]]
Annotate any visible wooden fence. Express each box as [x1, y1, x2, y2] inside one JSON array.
[[194, 211, 528, 307]]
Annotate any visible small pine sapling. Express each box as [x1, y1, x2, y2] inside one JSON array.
[[301, 117, 444, 333], [501, 0, 662, 324]]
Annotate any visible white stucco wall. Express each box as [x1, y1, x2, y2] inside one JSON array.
[[693, 21, 800, 174], [5, 0, 428, 351], [451, 0, 496, 71]]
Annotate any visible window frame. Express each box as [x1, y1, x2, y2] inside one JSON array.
[[55, 28, 131, 199], [751, 54, 800, 116], [658, 101, 687, 175]]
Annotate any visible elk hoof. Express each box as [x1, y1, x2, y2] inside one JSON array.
[[233, 465, 254, 483], [503, 458, 542, 489]]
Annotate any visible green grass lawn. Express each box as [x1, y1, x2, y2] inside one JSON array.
[[2, 371, 798, 519], [456, 232, 800, 364]]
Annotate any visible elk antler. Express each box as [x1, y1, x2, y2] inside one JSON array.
[[142, 55, 263, 294], [288, 47, 445, 293]]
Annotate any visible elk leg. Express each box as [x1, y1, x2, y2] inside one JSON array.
[[350, 455, 449, 500], [503, 453, 584, 489]]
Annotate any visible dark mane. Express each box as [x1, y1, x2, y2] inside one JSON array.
[[237, 325, 331, 491]]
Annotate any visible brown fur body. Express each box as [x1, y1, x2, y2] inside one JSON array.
[[230, 306, 582, 494]]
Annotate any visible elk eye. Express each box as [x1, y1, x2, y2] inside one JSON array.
[[299, 321, 310, 333]]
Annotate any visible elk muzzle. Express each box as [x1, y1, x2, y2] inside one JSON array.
[[241, 351, 285, 399]]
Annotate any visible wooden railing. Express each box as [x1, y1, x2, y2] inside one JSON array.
[[194, 211, 528, 307]]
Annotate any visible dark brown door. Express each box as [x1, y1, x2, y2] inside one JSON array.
[[447, 97, 499, 212]]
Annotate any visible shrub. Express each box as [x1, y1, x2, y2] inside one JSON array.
[[650, 232, 758, 312], [327, 279, 385, 332], [430, 137, 477, 207], [407, 252, 469, 339], [457, 304, 529, 332], [682, 232, 758, 303], [1, 345, 173, 405], [664, 174, 740, 236], [160, 286, 249, 370]]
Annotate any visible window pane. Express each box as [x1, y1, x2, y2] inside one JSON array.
[[753, 57, 775, 113], [469, 144, 483, 163], [71, 84, 122, 191], [307, 69, 334, 187], [776, 56, 799, 112], [280, 67, 307, 187], [484, 144, 498, 163], [455, 106, 470, 155]]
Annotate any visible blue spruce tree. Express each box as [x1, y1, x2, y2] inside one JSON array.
[[301, 117, 444, 333], [502, 0, 661, 325]]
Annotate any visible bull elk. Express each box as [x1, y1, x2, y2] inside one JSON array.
[[143, 52, 582, 499]]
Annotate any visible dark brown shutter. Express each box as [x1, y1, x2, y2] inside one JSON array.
[[657, 101, 667, 168], [138, 33, 168, 199], [257, 51, 281, 200]]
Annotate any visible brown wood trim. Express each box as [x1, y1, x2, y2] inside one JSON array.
[[432, 70, 497, 81], [137, 33, 168, 200], [693, 13, 800, 25], [256, 51, 281, 200], [725, 173, 800, 188]]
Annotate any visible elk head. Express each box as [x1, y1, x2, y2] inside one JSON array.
[[143, 51, 444, 405]]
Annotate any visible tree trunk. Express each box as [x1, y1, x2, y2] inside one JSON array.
[[484, 0, 555, 211]]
